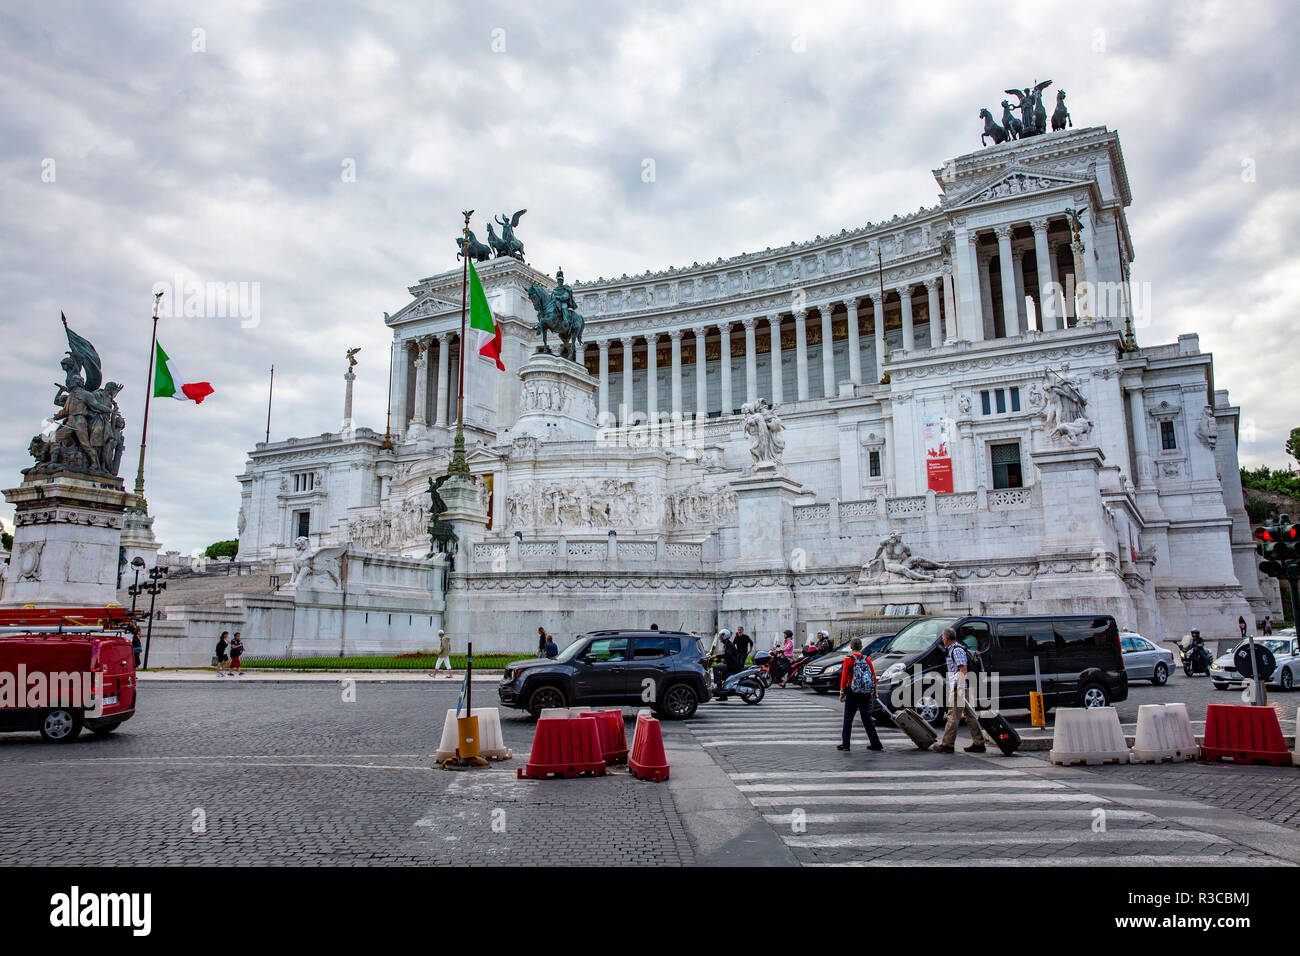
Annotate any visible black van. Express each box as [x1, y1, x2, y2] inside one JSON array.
[[869, 614, 1128, 724]]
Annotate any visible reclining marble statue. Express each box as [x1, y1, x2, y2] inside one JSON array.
[[864, 530, 954, 583]]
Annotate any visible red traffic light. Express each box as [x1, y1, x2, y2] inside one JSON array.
[[1255, 527, 1275, 542]]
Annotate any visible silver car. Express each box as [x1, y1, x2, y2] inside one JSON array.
[[1120, 631, 1175, 685]]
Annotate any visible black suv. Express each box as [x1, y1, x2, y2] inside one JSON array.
[[498, 630, 711, 719], [870, 614, 1129, 724]]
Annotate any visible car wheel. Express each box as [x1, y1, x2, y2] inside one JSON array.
[[1212, 682, 1228, 690], [1280, 668, 1294, 692], [739, 680, 765, 705], [917, 697, 943, 726], [1078, 682, 1110, 709], [39, 708, 82, 743], [661, 683, 700, 719], [526, 685, 566, 719], [1151, 662, 1169, 686]]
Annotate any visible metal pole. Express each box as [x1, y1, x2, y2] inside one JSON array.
[[265, 365, 274, 444], [457, 213, 470, 428], [466, 640, 473, 716], [381, 341, 394, 449], [133, 292, 164, 501], [141, 569, 166, 671], [129, 567, 141, 615], [1246, 630, 1264, 705]]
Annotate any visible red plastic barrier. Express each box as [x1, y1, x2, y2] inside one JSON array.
[[627, 713, 670, 782], [1201, 704, 1290, 766], [579, 709, 629, 764], [517, 717, 607, 779]]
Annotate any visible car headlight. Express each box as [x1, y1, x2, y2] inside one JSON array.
[[824, 664, 842, 676], [882, 663, 906, 679], [502, 669, 514, 682]]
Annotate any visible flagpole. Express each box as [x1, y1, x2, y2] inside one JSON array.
[[265, 365, 275, 444], [133, 292, 164, 502], [449, 209, 472, 477], [381, 344, 394, 450], [876, 248, 890, 385]]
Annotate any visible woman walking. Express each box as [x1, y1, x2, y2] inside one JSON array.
[[214, 631, 230, 677]]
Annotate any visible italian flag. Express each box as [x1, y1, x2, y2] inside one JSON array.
[[154, 342, 214, 403], [468, 259, 504, 371]]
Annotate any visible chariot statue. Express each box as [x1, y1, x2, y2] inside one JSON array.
[[486, 209, 526, 261]]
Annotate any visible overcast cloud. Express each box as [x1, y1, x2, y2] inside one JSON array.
[[1, 0, 1296, 554]]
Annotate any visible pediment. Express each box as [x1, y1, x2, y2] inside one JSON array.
[[945, 165, 1087, 210], [389, 293, 459, 323]]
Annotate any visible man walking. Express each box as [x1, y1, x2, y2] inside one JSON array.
[[934, 627, 985, 754], [434, 629, 453, 676], [837, 637, 883, 752], [733, 626, 753, 665]]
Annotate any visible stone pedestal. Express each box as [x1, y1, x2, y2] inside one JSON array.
[[729, 469, 806, 571], [119, 502, 160, 572], [1030, 444, 1106, 551], [505, 352, 597, 444], [2, 475, 132, 607], [853, 577, 958, 615]]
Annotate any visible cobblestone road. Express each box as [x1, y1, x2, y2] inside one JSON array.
[[0, 677, 1295, 866]]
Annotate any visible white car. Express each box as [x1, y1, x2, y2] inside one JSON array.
[[1209, 635, 1300, 691], [1120, 631, 1176, 685]]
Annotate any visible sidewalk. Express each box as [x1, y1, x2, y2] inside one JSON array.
[[138, 669, 503, 682]]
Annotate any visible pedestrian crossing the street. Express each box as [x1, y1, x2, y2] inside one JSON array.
[[686, 693, 1290, 866]]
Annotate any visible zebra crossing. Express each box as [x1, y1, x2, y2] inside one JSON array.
[[685, 693, 1289, 866]]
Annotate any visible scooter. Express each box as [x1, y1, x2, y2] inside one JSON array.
[[781, 645, 821, 687], [712, 663, 766, 704], [1169, 638, 1212, 677]]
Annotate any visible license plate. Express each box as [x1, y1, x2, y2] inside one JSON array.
[[103, 696, 118, 706]]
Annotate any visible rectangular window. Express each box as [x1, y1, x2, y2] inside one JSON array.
[[869, 450, 881, 478], [1010, 387, 1021, 412], [295, 510, 310, 539], [995, 389, 1007, 414], [1160, 421, 1176, 450], [980, 391, 991, 416], [292, 472, 315, 493], [991, 441, 1023, 490]]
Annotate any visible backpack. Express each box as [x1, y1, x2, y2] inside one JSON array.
[[848, 654, 876, 694]]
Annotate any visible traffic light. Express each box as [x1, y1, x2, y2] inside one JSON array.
[[1255, 515, 1300, 580]]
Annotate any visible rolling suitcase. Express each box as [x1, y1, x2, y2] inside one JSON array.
[[882, 699, 938, 751], [976, 709, 1021, 756]]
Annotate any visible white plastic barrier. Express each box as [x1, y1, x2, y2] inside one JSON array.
[[1131, 703, 1197, 763], [537, 706, 592, 720], [434, 707, 513, 761], [1049, 706, 1132, 766]]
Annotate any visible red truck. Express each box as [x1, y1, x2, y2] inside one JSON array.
[[0, 607, 138, 742]]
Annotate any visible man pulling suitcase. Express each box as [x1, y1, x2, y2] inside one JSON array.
[[934, 627, 986, 754]]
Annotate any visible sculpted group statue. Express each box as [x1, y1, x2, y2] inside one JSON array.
[[291, 536, 345, 590], [1040, 364, 1093, 444], [743, 399, 785, 471], [526, 267, 585, 362], [426, 475, 458, 560], [980, 80, 1070, 146], [456, 209, 527, 263], [28, 317, 127, 479], [864, 530, 954, 584]]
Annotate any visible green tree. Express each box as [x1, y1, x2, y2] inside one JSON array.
[[1244, 493, 1272, 524], [203, 539, 239, 559], [1, 529, 12, 552], [1241, 465, 1300, 499], [1287, 426, 1300, 465]]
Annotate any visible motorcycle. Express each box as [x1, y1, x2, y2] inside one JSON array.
[[781, 644, 822, 687], [711, 662, 766, 704], [1169, 637, 1212, 677]]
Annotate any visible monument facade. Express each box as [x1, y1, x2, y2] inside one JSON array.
[[206, 123, 1274, 656]]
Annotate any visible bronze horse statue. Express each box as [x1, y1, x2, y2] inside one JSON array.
[[980, 108, 1008, 146], [525, 285, 584, 363], [1052, 89, 1072, 131], [456, 229, 492, 262]]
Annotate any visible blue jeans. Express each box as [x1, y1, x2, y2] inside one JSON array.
[[841, 691, 883, 748]]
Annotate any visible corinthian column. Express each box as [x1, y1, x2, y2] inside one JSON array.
[[925, 277, 941, 348], [598, 340, 610, 417], [408, 338, 429, 438], [646, 332, 659, 422], [693, 326, 708, 417], [996, 224, 1021, 336], [794, 309, 809, 401], [819, 304, 835, 396], [844, 298, 861, 384], [718, 322, 733, 414], [743, 317, 758, 405], [434, 333, 451, 427], [621, 336, 634, 424], [768, 315, 784, 404], [669, 328, 683, 416]]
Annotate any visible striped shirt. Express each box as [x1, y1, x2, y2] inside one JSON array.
[[945, 643, 968, 683]]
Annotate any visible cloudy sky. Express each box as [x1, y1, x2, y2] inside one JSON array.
[[1, 0, 1296, 554]]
